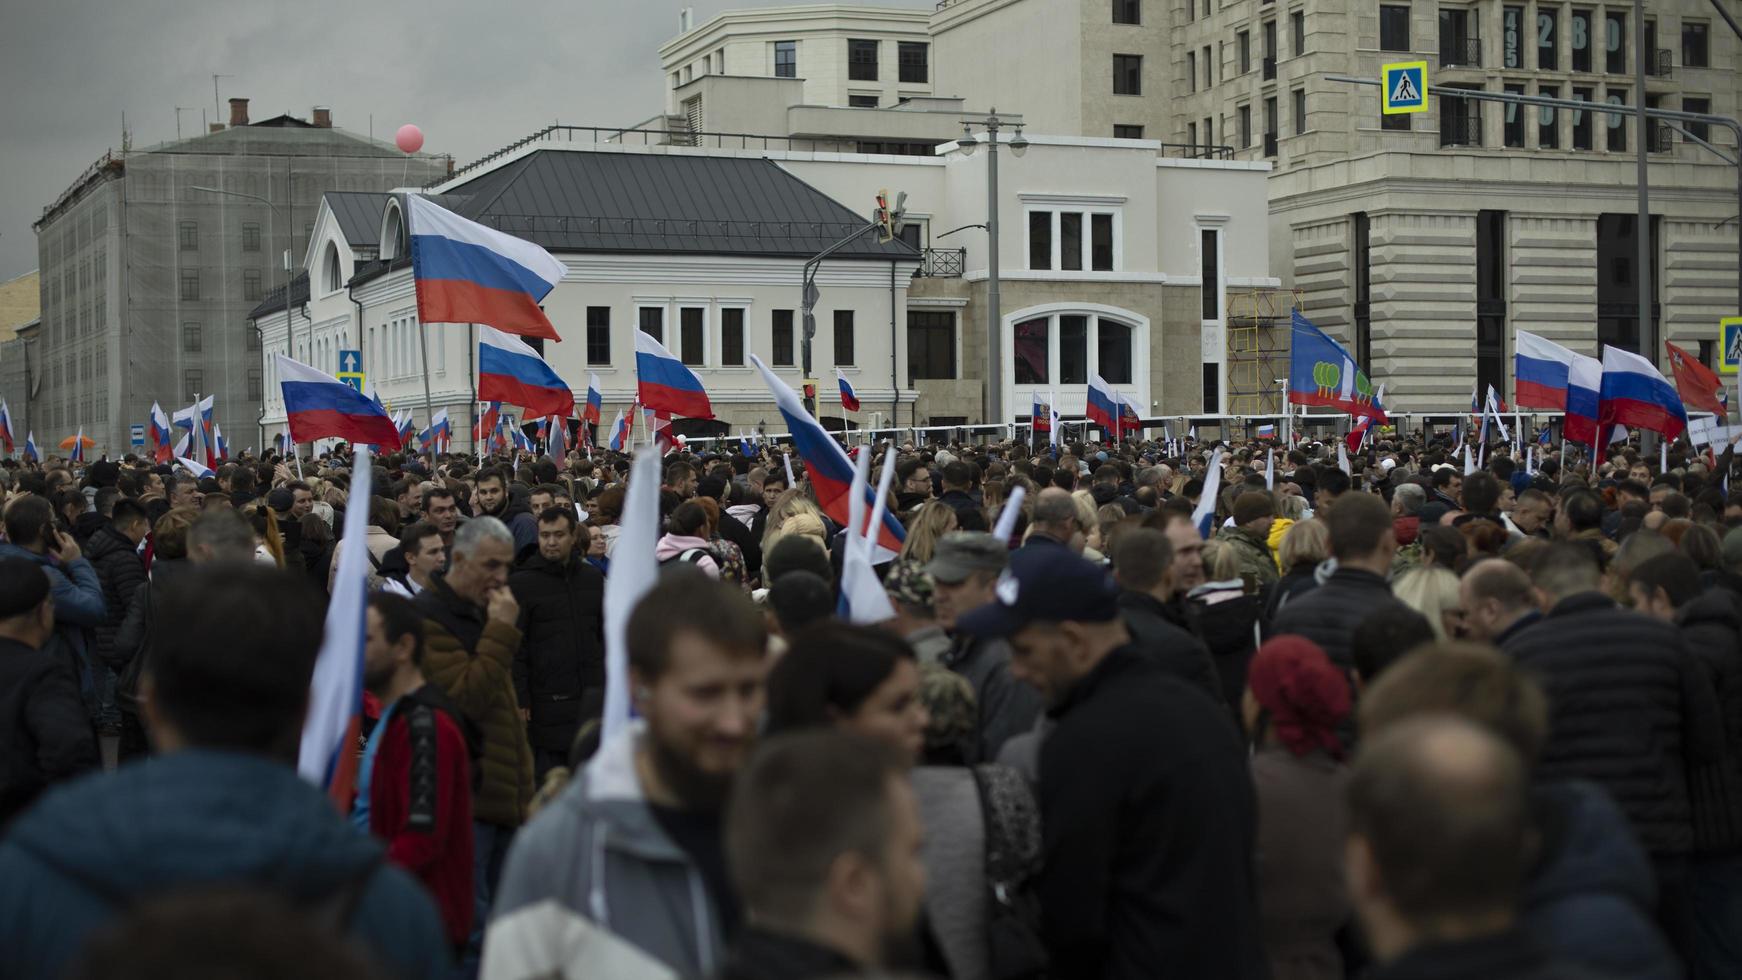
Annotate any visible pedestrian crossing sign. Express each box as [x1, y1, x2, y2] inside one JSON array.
[[1721, 317, 1742, 374], [1382, 61, 1428, 115]]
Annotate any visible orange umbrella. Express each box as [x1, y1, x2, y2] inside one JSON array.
[[59, 435, 95, 450]]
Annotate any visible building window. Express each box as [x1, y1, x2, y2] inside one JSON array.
[[1237, 31, 1251, 73], [898, 42, 928, 82], [1015, 318, 1049, 383], [1352, 212, 1372, 372], [1059, 315, 1088, 385], [242, 223, 261, 252], [1294, 88, 1308, 133], [1683, 21, 1709, 68], [679, 307, 705, 365], [1380, 5, 1410, 51], [1201, 228, 1222, 321], [1596, 213, 1658, 352], [848, 39, 879, 81], [1263, 19, 1276, 68], [1264, 96, 1278, 151], [1572, 88, 1594, 149], [1570, 9, 1591, 71], [1202, 45, 1213, 87], [243, 269, 262, 302], [1502, 6, 1523, 68], [772, 310, 795, 366], [1538, 86, 1560, 147], [848, 95, 880, 108], [908, 311, 956, 380], [1188, 51, 1197, 92], [1060, 213, 1083, 271], [1239, 104, 1252, 148], [1439, 8, 1476, 66], [1112, 54, 1142, 95], [1202, 363, 1220, 415], [1604, 11, 1626, 74], [1605, 91, 1627, 151], [1098, 320, 1132, 383], [1013, 313, 1132, 388], [1292, 9, 1305, 54], [1684, 97, 1711, 142], [179, 269, 199, 301], [1504, 84, 1526, 147], [834, 310, 855, 365], [721, 308, 745, 366], [247, 368, 262, 401], [1114, 124, 1144, 139], [1113, 0, 1140, 25], [639, 306, 664, 343], [178, 221, 197, 251], [1029, 211, 1053, 270], [1440, 86, 1483, 147], [774, 40, 797, 77], [183, 369, 203, 401], [1188, 121, 1199, 147], [182, 321, 202, 352], [586, 306, 610, 364], [1203, 115, 1215, 146], [1091, 214, 1115, 270]]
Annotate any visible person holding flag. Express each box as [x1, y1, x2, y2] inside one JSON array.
[[23, 431, 39, 464], [0, 399, 13, 456], [836, 368, 860, 434]]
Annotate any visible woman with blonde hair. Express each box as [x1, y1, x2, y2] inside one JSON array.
[[761, 489, 825, 554], [900, 500, 958, 565], [1268, 494, 1309, 569], [1267, 518, 1330, 619], [1391, 563, 1464, 640]]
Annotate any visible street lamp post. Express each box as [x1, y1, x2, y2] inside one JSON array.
[[956, 110, 1026, 429]]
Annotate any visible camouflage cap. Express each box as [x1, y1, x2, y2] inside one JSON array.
[[882, 558, 936, 610], [918, 663, 977, 750]]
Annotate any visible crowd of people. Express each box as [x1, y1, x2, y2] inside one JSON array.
[[0, 426, 1740, 980]]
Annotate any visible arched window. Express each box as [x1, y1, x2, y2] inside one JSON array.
[[380, 202, 409, 261], [323, 243, 344, 293], [1010, 311, 1135, 385]]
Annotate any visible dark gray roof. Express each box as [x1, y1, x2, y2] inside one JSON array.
[[248, 271, 310, 320], [439, 150, 919, 261], [325, 191, 389, 248]]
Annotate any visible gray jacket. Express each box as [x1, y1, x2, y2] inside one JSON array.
[[945, 635, 1044, 765], [488, 724, 723, 978]]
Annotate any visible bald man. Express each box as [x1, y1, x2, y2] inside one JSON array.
[[1458, 559, 1540, 646]]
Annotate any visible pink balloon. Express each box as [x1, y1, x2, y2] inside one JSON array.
[[395, 124, 424, 154]]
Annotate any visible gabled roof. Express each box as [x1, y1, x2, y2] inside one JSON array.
[[325, 191, 390, 248], [436, 149, 918, 261]]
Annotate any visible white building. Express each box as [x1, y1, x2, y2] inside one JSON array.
[[254, 130, 1271, 448]]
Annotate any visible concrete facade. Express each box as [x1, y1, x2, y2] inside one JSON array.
[[21, 103, 448, 456], [0, 270, 39, 344]]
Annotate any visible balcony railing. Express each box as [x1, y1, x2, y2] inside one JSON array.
[[1262, 56, 1277, 81], [917, 248, 966, 278], [1439, 37, 1482, 68], [1439, 115, 1484, 148], [1650, 123, 1675, 153], [1647, 48, 1674, 77]]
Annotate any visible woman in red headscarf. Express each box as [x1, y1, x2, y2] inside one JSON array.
[[1242, 635, 1354, 980]]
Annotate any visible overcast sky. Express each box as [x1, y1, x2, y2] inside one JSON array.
[[0, 0, 933, 282]]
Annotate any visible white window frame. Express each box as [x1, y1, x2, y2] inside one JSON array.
[[999, 303, 1150, 423], [715, 299, 752, 369], [1019, 195, 1126, 275], [676, 302, 711, 368]]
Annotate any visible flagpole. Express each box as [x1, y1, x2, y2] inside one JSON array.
[[418, 322, 438, 470]]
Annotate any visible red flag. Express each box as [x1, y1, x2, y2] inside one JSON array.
[[1666, 341, 1727, 421]]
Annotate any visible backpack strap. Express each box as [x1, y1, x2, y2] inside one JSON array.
[[406, 703, 440, 833]]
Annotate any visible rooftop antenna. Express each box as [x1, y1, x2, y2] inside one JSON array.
[[121, 111, 131, 153], [212, 73, 233, 125], [175, 106, 199, 140]]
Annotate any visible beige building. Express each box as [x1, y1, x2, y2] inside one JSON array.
[[0, 270, 40, 344], [929, 0, 1742, 415]]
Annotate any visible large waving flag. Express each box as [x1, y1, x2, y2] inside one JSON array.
[[297, 448, 374, 808], [275, 355, 402, 447], [404, 194, 565, 341], [1514, 330, 1577, 409], [477, 325, 576, 418], [1666, 341, 1727, 421], [23, 431, 38, 463], [584, 373, 603, 425], [1085, 373, 1119, 434], [418, 408, 452, 451], [1288, 311, 1387, 422], [839, 445, 898, 624], [606, 409, 629, 452], [601, 446, 661, 742], [148, 402, 174, 462], [837, 368, 860, 413], [0, 399, 13, 454], [1599, 345, 1688, 440], [635, 331, 713, 419], [751, 355, 905, 557]]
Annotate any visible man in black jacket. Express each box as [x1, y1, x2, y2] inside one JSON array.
[[84, 499, 150, 739], [0, 557, 99, 827], [1505, 542, 1722, 957], [1271, 491, 1408, 671], [507, 508, 604, 781], [1108, 527, 1221, 703], [958, 547, 1264, 980], [936, 461, 988, 532]]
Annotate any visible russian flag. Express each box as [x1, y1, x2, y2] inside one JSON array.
[[584, 373, 603, 424], [548, 414, 568, 461], [1085, 373, 1119, 433], [1599, 345, 1688, 440], [0, 399, 13, 454], [70, 427, 85, 464], [1031, 392, 1051, 433], [606, 409, 629, 452], [174, 455, 213, 479], [405, 194, 565, 342], [1191, 448, 1226, 539], [475, 401, 501, 448], [275, 355, 402, 447], [213, 424, 229, 461], [751, 354, 906, 557], [1257, 423, 1276, 439], [477, 325, 575, 418], [23, 430, 38, 463], [297, 448, 374, 809], [635, 331, 713, 419], [1118, 392, 1143, 430], [1513, 331, 1578, 410], [837, 368, 860, 413], [418, 409, 451, 451], [395, 411, 417, 448]]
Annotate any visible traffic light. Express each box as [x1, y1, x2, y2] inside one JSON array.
[[875, 189, 893, 243]]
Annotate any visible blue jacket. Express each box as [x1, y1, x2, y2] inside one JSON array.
[[1524, 779, 1680, 980], [0, 750, 447, 980], [0, 542, 106, 701]]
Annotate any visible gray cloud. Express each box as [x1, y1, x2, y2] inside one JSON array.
[[0, 0, 932, 280]]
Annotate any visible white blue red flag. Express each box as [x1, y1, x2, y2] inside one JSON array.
[[837, 368, 860, 413], [1191, 448, 1226, 539], [584, 373, 603, 425], [477, 325, 575, 418], [405, 194, 565, 341], [607, 409, 629, 452], [1086, 373, 1120, 435], [635, 331, 713, 419], [276, 355, 401, 447], [23, 430, 38, 463], [149, 402, 174, 462], [1599, 345, 1688, 440], [69, 427, 85, 464], [0, 399, 13, 454], [297, 448, 373, 808]]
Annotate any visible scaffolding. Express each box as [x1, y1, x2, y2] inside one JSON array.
[[1225, 287, 1299, 418]]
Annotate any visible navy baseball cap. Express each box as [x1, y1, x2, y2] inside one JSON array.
[[954, 546, 1120, 638]]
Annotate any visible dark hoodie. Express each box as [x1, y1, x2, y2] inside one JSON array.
[[0, 750, 447, 980], [1523, 780, 1679, 980]]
